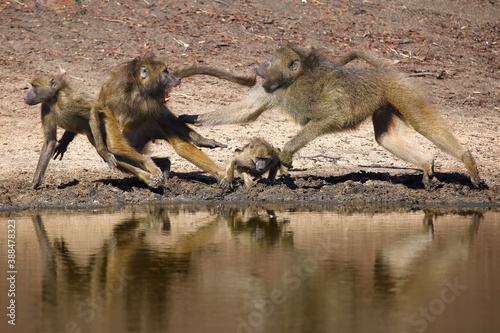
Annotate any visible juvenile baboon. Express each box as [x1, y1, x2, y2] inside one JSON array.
[[25, 75, 164, 189], [181, 46, 481, 187], [223, 138, 281, 189]]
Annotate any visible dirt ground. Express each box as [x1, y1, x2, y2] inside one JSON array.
[[0, 0, 499, 212]]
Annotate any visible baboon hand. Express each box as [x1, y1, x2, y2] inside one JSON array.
[[179, 114, 199, 124], [53, 143, 68, 160], [190, 134, 228, 148], [201, 139, 227, 149], [219, 177, 233, 190], [279, 151, 293, 169], [104, 152, 118, 170]]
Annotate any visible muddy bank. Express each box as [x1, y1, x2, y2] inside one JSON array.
[[1, 169, 498, 213]]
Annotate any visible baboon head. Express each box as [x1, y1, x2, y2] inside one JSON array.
[[248, 138, 275, 171], [24, 75, 67, 105], [254, 45, 307, 92], [128, 56, 181, 103]]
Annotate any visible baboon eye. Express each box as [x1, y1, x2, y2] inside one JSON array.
[[288, 59, 299, 71], [50, 79, 57, 89], [140, 66, 149, 79]]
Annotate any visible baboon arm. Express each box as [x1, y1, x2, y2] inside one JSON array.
[[267, 163, 279, 182], [154, 107, 227, 148], [280, 120, 332, 167], [193, 86, 280, 126], [53, 131, 76, 160], [222, 157, 237, 187], [31, 108, 57, 189], [89, 107, 117, 169]]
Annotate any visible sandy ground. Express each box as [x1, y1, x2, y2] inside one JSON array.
[[0, 0, 499, 212]]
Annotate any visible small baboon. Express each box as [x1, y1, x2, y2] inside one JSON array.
[[223, 138, 281, 189], [181, 45, 480, 187], [25, 75, 164, 189]]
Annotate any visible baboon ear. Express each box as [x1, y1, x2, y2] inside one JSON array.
[[50, 78, 57, 89], [288, 59, 300, 71], [128, 58, 140, 79]]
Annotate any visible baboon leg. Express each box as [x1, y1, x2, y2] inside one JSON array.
[[113, 160, 163, 187], [53, 131, 76, 160], [152, 157, 171, 181], [388, 86, 480, 186], [32, 137, 57, 189], [167, 135, 225, 180], [31, 110, 58, 189], [103, 113, 164, 186], [89, 107, 117, 169], [372, 107, 435, 186]]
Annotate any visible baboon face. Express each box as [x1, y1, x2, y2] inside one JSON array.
[[254, 46, 302, 92], [24, 76, 63, 105], [129, 57, 181, 103], [249, 140, 274, 171]]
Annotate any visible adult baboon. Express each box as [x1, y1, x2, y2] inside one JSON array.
[[181, 46, 481, 187]]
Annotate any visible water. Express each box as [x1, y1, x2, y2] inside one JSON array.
[[1, 205, 499, 333]]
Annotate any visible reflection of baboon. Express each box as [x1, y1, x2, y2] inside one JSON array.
[[223, 138, 281, 188], [182, 46, 481, 187], [25, 75, 164, 189]]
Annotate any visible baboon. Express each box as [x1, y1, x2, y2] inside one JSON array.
[[223, 138, 281, 189], [181, 45, 480, 187], [25, 75, 164, 189], [54, 64, 256, 156], [95, 56, 258, 181]]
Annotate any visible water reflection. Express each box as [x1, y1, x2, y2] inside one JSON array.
[[2, 206, 499, 333]]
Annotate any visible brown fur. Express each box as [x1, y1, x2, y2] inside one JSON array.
[[97, 56, 229, 180], [171, 64, 256, 87], [183, 46, 481, 188], [223, 138, 281, 189], [25, 75, 164, 189]]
